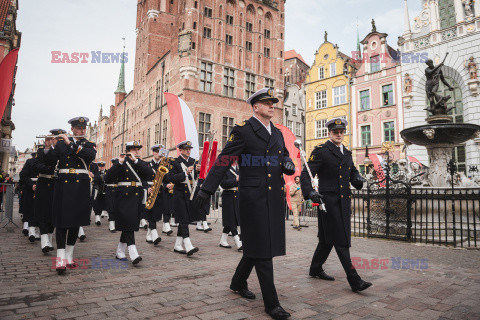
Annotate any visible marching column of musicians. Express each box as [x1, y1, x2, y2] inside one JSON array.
[[17, 88, 373, 320]]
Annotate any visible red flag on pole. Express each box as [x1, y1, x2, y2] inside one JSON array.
[[0, 48, 19, 120], [275, 124, 302, 211]]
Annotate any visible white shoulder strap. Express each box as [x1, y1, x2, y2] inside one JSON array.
[[125, 161, 142, 184]]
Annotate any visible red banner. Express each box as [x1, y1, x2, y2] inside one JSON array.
[[275, 124, 302, 211], [0, 48, 19, 120]]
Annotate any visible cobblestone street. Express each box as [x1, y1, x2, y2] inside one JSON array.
[[1, 204, 480, 320]]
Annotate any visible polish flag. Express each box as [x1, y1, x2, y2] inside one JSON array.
[[276, 124, 302, 211], [164, 93, 199, 159], [368, 154, 386, 187]]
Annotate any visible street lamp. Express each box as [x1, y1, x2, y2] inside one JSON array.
[[447, 159, 457, 247]]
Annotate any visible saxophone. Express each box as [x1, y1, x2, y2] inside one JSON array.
[[145, 157, 169, 210]]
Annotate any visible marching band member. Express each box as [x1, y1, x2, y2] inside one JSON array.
[[145, 144, 164, 245], [49, 117, 96, 275], [162, 157, 175, 235], [195, 176, 212, 233], [219, 162, 242, 251], [92, 161, 107, 226], [19, 152, 39, 242], [32, 130, 64, 253], [195, 88, 295, 319], [166, 141, 199, 256], [104, 158, 118, 232], [105, 141, 151, 265]]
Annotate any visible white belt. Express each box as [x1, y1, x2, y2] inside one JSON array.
[[117, 181, 140, 187], [58, 169, 89, 175], [224, 187, 238, 191], [38, 174, 54, 179], [106, 184, 116, 187], [31, 178, 38, 182]]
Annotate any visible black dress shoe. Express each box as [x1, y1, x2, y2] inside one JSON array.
[[186, 247, 199, 256], [96, 221, 101, 226], [115, 256, 128, 261], [220, 244, 232, 248], [79, 235, 86, 241], [132, 256, 142, 265], [29, 235, 35, 242], [230, 285, 256, 300], [143, 225, 148, 230], [203, 227, 212, 233], [265, 306, 291, 319], [153, 237, 162, 245], [48, 246, 55, 252], [166, 230, 173, 236], [237, 246, 243, 251], [22, 229, 28, 236], [109, 229, 116, 233], [310, 270, 335, 281], [351, 280, 372, 292], [56, 267, 66, 275], [174, 249, 186, 254], [42, 247, 50, 254]]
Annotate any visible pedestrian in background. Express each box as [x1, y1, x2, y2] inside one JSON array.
[[289, 176, 303, 230]]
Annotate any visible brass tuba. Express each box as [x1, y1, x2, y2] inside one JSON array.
[[145, 157, 169, 210]]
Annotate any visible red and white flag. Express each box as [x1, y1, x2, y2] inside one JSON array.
[[164, 93, 199, 159], [0, 48, 19, 120], [368, 154, 386, 187]]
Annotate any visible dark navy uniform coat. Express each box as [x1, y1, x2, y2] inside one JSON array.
[[105, 157, 151, 231], [220, 166, 240, 229], [93, 168, 107, 215], [300, 140, 363, 247], [202, 117, 294, 259], [32, 148, 56, 224], [19, 157, 37, 222], [166, 155, 200, 224], [49, 138, 96, 228]]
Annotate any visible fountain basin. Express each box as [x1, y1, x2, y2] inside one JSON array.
[[401, 123, 480, 146]]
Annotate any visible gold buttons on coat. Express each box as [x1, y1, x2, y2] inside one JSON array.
[[269, 186, 272, 190], [339, 166, 342, 169], [136, 193, 138, 196], [126, 193, 128, 196], [267, 162, 270, 166], [126, 177, 129, 180], [267, 150, 269, 153], [66, 164, 69, 167], [268, 174, 271, 178], [341, 195, 344, 198], [340, 176, 342, 179], [64, 180, 68, 183], [278, 151, 281, 154], [76, 180, 79, 183], [340, 185, 343, 188], [281, 187, 284, 190]]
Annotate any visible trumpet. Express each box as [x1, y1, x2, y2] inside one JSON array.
[[36, 135, 86, 139]]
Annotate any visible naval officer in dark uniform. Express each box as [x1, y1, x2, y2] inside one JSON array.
[[19, 152, 39, 242], [105, 158, 118, 232], [195, 88, 295, 320], [219, 162, 242, 251], [49, 117, 97, 274], [300, 118, 372, 292]]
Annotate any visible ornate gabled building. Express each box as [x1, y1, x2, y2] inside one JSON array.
[[351, 20, 404, 175], [97, 0, 286, 165], [304, 33, 354, 157], [399, 0, 480, 173]]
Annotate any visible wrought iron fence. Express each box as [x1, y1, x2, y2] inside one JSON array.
[[0, 183, 16, 228]]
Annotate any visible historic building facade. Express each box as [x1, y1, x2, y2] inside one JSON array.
[[96, 0, 286, 164], [399, 0, 480, 173], [351, 21, 404, 175], [283, 49, 308, 146], [0, 0, 20, 174], [304, 35, 354, 157]]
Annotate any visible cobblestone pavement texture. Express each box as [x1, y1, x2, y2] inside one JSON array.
[[1, 201, 480, 320]]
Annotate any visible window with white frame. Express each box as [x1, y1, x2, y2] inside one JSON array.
[[295, 122, 302, 136], [245, 73, 256, 98], [382, 84, 394, 106], [333, 85, 346, 105], [292, 104, 297, 116], [287, 120, 293, 132], [315, 119, 328, 138], [265, 78, 274, 89], [330, 62, 336, 77], [223, 67, 235, 97], [198, 112, 212, 146], [315, 90, 327, 109], [318, 66, 325, 80], [370, 56, 380, 73]]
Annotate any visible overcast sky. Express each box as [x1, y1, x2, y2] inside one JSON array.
[[13, 0, 422, 151]]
